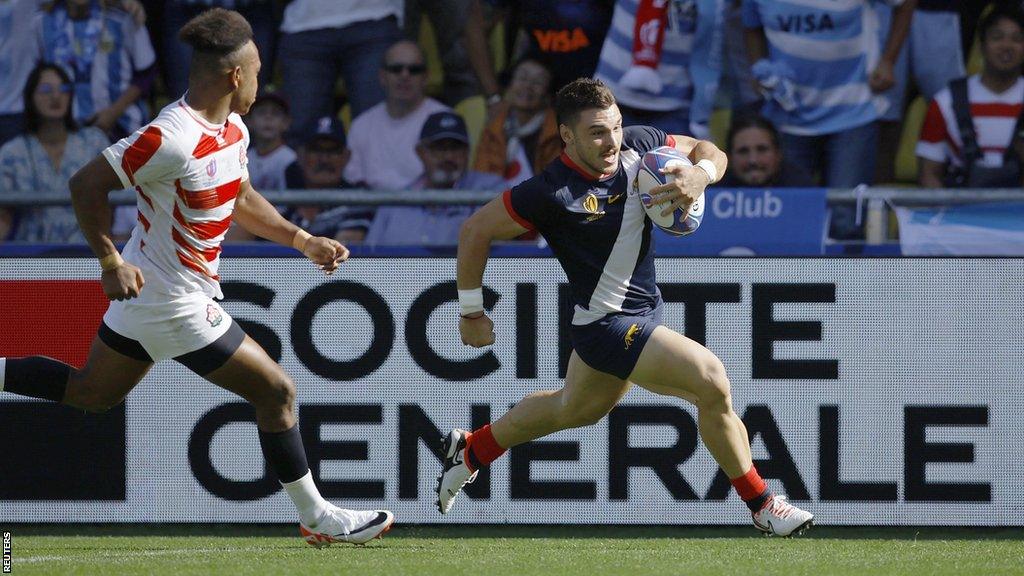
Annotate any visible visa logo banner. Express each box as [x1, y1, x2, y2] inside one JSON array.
[[655, 187, 828, 256]]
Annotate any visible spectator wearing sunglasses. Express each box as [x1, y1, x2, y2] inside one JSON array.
[[343, 39, 450, 193], [0, 63, 111, 243]]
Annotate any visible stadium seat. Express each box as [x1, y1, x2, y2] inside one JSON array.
[[339, 103, 352, 133], [455, 95, 486, 158], [894, 96, 928, 184], [417, 15, 446, 98], [709, 107, 732, 150]]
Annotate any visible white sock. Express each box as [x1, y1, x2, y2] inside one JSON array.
[[0, 358, 6, 392], [282, 470, 330, 527]]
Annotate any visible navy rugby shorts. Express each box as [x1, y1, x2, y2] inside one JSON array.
[[569, 305, 663, 380]]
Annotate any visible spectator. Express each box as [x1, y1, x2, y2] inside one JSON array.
[[0, 0, 43, 146], [718, 114, 813, 187], [405, 0, 482, 106], [744, 0, 915, 239], [875, 1, 966, 182], [278, 0, 404, 144], [365, 111, 504, 246], [473, 58, 561, 187], [474, 0, 615, 94], [245, 92, 296, 192], [344, 39, 450, 191], [36, 0, 157, 140], [594, 0, 725, 137], [0, 63, 110, 243], [718, 0, 762, 113], [917, 7, 1024, 188], [283, 116, 371, 244], [162, 0, 279, 98]]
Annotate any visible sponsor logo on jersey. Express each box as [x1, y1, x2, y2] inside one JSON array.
[[206, 159, 217, 178]]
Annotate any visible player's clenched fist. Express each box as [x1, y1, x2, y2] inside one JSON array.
[[303, 236, 349, 275], [101, 262, 145, 301], [460, 313, 495, 347]]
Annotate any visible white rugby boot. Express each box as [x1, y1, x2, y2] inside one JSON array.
[[436, 428, 478, 514], [752, 495, 814, 537], [300, 506, 394, 547]]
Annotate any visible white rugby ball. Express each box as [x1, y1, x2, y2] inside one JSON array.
[[635, 146, 705, 236]]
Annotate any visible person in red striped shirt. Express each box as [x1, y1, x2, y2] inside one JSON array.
[[917, 6, 1024, 188], [0, 8, 394, 547]]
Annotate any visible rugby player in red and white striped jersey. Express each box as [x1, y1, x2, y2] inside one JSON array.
[[0, 8, 393, 546]]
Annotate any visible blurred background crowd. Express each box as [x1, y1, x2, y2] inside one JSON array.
[[0, 0, 1019, 246]]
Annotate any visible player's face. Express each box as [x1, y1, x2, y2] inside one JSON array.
[[982, 18, 1024, 76], [33, 69, 72, 123], [506, 60, 551, 114], [730, 127, 782, 186], [567, 105, 623, 176], [233, 41, 262, 115], [419, 139, 469, 187]]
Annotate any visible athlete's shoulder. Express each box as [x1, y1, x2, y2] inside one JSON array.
[[621, 125, 669, 155]]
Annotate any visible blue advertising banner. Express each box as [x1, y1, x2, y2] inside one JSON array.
[[654, 187, 828, 256]]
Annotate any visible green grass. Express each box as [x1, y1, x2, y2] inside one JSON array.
[[5, 525, 1024, 576]]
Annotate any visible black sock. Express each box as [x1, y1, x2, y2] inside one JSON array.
[[258, 424, 310, 484], [467, 446, 484, 471], [747, 490, 771, 513], [3, 356, 72, 402]]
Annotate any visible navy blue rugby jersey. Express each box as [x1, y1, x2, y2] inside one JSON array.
[[504, 125, 675, 325]]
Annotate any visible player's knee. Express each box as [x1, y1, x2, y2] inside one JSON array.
[[76, 391, 124, 413], [561, 400, 612, 428], [264, 374, 296, 411], [696, 356, 732, 412]]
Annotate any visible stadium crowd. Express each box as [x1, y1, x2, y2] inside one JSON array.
[[0, 0, 1019, 244]]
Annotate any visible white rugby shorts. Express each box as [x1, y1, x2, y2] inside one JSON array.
[[102, 287, 234, 362]]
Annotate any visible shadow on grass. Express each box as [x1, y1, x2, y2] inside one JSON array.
[[4, 524, 1023, 541]]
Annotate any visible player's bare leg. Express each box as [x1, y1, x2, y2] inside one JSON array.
[[492, 351, 632, 447], [1, 335, 150, 411], [204, 335, 393, 546], [438, 352, 630, 513], [630, 326, 813, 536]]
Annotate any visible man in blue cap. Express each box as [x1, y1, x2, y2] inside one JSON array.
[[364, 111, 505, 246]]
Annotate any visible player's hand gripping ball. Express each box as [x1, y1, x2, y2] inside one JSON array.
[[635, 146, 705, 236]]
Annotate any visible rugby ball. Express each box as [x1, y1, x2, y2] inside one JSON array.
[[635, 146, 705, 236]]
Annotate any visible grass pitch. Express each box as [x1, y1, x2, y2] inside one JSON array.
[[5, 525, 1023, 576]]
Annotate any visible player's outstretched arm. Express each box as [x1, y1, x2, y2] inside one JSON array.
[[69, 156, 146, 301], [232, 180, 349, 274], [457, 194, 529, 347]]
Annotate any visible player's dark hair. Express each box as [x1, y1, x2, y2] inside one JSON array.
[[179, 8, 253, 71], [979, 6, 1024, 44], [23, 63, 77, 134], [726, 113, 781, 154], [555, 78, 616, 128]]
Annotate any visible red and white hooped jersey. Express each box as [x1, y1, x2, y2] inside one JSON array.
[[103, 97, 250, 299]]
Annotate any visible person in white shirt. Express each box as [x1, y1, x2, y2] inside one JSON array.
[[0, 8, 394, 547], [343, 39, 449, 192]]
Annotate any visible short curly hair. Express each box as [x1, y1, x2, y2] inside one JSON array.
[[178, 8, 253, 57]]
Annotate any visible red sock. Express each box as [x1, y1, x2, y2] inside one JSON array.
[[464, 424, 506, 472], [730, 466, 770, 512]]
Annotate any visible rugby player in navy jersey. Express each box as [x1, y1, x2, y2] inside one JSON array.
[[438, 78, 813, 536]]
